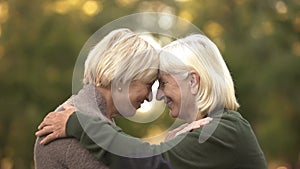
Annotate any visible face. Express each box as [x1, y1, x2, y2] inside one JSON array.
[[156, 71, 199, 122], [129, 80, 154, 110], [157, 73, 181, 118], [112, 79, 154, 117]]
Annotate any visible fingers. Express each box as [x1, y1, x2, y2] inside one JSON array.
[[192, 117, 213, 128], [38, 112, 56, 130], [39, 132, 58, 145], [175, 117, 214, 136], [35, 107, 75, 145], [35, 125, 54, 137], [62, 104, 76, 111]]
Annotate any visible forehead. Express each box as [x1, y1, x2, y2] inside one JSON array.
[[158, 70, 168, 78], [158, 71, 174, 81]]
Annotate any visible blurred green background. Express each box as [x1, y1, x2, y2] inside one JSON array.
[[0, 0, 300, 168]]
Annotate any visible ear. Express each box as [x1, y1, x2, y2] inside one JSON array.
[[189, 70, 200, 95]]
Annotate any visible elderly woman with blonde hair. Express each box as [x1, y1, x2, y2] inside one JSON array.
[[36, 34, 267, 169], [34, 28, 173, 169]]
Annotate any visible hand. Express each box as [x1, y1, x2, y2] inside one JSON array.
[[165, 117, 213, 141], [35, 104, 76, 145], [175, 117, 213, 137]]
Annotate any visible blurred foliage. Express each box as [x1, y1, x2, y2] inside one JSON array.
[[0, 0, 300, 168]]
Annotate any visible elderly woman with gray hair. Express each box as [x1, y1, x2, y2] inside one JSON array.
[[34, 28, 173, 169], [36, 34, 267, 169]]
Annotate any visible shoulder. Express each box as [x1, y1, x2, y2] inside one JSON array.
[[34, 137, 108, 169], [34, 137, 74, 168], [34, 137, 74, 158]]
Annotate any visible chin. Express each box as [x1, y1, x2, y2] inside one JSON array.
[[119, 109, 136, 117], [169, 111, 178, 118], [126, 111, 137, 117]]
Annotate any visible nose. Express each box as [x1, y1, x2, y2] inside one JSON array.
[[146, 91, 153, 102], [156, 88, 165, 101]]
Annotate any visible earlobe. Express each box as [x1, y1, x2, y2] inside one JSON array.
[[189, 70, 200, 95]]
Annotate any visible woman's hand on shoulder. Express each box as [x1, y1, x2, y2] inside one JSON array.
[[35, 104, 76, 145]]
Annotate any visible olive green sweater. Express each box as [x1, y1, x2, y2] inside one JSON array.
[[66, 110, 267, 169]]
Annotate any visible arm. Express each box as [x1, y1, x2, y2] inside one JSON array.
[[66, 112, 175, 169], [65, 112, 237, 169], [38, 109, 261, 169], [66, 112, 180, 158], [36, 108, 175, 169], [66, 111, 265, 169]]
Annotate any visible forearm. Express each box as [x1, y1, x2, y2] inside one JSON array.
[[66, 112, 162, 155], [66, 112, 175, 168]]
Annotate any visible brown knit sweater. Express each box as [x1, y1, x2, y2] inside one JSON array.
[[34, 85, 112, 169]]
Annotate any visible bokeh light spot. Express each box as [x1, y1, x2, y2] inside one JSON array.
[[53, 1, 71, 14], [276, 166, 288, 169], [204, 21, 224, 38], [0, 2, 9, 23], [292, 41, 300, 57], [116, 0, 138, 7], [82, 1, 102, 17], [293, 14, 300, 32], [178, 10, 193, 22], [67, 0, 80, 6], [262, 21, 274, 35], [275, 1, 288, 14]]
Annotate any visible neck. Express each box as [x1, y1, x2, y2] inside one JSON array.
[[97, 86, 120, 121]]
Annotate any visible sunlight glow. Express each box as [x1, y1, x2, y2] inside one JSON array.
[[53, 1, 71, 14], [292, 41, 300, 57], [262, 21, 274, 35], [67, 0, 81, 6], [275, 1, 288, 14], [0, 2, 9, 24], [1, 157, 13, 169], [204, 21, 224, 38], [159, 15, 174, 30], [294, 15, 300, 32], [138, 81, 159, 113], [142, 125, 166, 144], [82, 1, 102, 16], [139, 35, 161, 49], [178, 10, 193, 22], [116, 0, 138, 7], [276, 166, 288, 169]]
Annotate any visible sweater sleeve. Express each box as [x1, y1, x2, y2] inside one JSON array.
[[66, 112, 176, 169]]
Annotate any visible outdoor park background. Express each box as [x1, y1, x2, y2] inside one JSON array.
[[0, 0, 299, 168]]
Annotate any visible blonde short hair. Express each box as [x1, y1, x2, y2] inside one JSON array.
[[160, 34, 239, 117], [83, 28, 158, 87]]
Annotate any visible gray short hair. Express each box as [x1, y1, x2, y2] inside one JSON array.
[[83, 28, 158, 87], [160, 34, 239, 117]]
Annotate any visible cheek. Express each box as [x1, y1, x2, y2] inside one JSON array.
[[163, 87, 174, 97], [167, 87, 181, 101], [130, 87, 148, 101]]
